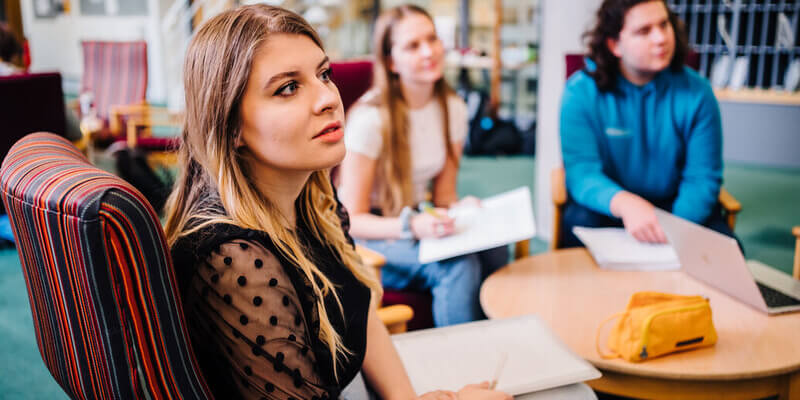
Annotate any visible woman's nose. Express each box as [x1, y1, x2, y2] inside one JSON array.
[[313, 80, 339, 115], [419, 42, 433, 57]]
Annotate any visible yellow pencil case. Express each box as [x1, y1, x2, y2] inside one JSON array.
[[597, 291, 717, 362]]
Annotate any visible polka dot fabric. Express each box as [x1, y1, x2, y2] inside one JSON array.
[[171, 192, 370, 399], [188, 239, 329, 399]]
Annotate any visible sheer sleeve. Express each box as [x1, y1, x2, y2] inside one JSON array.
[[190, 238, 331, 400]]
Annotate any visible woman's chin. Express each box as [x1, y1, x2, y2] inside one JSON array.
[[317, 146, 346, 171], [414, 69, 443, 84]]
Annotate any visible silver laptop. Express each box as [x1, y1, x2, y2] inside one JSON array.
[[656, 209, 800, 314]]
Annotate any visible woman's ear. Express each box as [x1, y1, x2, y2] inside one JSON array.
[[606, 37, 622, 58], [234, 133, 244, 150]]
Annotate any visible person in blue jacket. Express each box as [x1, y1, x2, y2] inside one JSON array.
[[559, 0, 739, 247]]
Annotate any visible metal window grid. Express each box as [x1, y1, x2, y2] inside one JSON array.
[[668, 0, 800, 90]]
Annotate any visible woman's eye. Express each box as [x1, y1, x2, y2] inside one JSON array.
[[275, 81, 298, 96], [320, 68, 332, 82]]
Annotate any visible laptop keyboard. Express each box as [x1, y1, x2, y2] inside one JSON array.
[[756, 282, 800, 308]]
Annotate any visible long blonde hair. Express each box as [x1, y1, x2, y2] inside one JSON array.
[[354, 4, 457, 216], [164, 4, 381, 379]]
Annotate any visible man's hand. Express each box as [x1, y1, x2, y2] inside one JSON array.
[[610, 191, 667, 243]]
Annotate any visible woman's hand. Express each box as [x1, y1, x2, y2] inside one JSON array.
[[416, 382, 511, 400], [417, 390, 458, 400], [610, 191, 667, 244], [410, 209, 455, 238], [456, 382, 513, 400], [452, 195, 481, 209]]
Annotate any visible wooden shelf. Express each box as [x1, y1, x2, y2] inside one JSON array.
[[714, 88, 800, 106]]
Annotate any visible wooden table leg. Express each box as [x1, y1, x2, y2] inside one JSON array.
[[779, 371, 800, 400]]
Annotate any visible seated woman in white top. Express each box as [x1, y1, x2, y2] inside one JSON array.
[[338, 4, 508, 327]]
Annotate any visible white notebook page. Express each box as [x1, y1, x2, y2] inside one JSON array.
[[391, 315, 601, 396], [572, 227, 680, 271], [418, 187, 535, 263]]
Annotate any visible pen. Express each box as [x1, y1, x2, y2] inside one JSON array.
[[489, 352, 508, 390], [421, 204, 446, 219]]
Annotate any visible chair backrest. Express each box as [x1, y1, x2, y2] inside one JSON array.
[[565, 54, 586, 80], [81, 41, 148, 120], [565, 52, 701, 79], [327, 60, 374, 185], [0, 72, 66, 160], [330, 60, 373, 112], [0, 133, 212, 399]]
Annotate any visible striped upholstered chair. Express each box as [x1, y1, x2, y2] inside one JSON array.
[[79, 41, 179, 152], [0, 133, 212, 399]]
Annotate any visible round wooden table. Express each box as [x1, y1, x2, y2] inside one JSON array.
[[480, 248, 800, 400]]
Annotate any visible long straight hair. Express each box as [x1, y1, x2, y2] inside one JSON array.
[[163, 4, 381, 378], [353, 4, 457, 216]]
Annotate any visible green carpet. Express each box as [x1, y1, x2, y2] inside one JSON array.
[[0, 249, 66, 399], [0, 155, 797, 398], [721, 164, 800, 275]]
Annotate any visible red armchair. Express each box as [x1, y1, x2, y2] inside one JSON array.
[[0, 72, 67, 159]]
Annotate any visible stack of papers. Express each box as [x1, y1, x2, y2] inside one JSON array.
[[392, 315, 601, 396], [418, 187, 535, 263], [572, 227, 680, 271]]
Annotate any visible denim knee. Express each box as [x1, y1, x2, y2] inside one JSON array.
[[429, 254, 482, 287], [427, 254, 484, 326]]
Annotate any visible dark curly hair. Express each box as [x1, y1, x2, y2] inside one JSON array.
[[583, 0, 688, 91], [0, 23, 23, 63]]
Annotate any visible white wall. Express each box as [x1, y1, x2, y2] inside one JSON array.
[[20, 0, 168, 103], [534, 0, 602, 241]]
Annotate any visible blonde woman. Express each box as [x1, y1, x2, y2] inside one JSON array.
[[167, 5, 509, 400], [338, 5, 508, 327]]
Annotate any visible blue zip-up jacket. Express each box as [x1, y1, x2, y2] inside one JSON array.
[[560, 61, 723, 223]]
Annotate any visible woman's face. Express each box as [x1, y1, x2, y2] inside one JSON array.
[[389, 12, 444, 86], [238, 33, 345, 175]]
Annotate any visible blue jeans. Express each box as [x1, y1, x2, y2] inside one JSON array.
[[360, 239, 509, 327]]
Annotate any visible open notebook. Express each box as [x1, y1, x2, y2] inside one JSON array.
[[391, 315, 601, 396], [418, 187, 535, 263], [573, 227, 681, 271]]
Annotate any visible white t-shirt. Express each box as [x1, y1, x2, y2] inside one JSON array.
[[345, 94, 468, 205]]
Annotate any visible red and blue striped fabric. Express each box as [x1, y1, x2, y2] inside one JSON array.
[[0, 133, 212, 399]]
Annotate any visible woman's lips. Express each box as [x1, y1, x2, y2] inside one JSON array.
[[315, 122, 344, 143]]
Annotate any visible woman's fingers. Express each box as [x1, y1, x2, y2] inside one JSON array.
[[433, 220, 454, 237]]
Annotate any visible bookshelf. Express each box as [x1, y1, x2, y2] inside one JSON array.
[[668, 0, 800, 104]]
